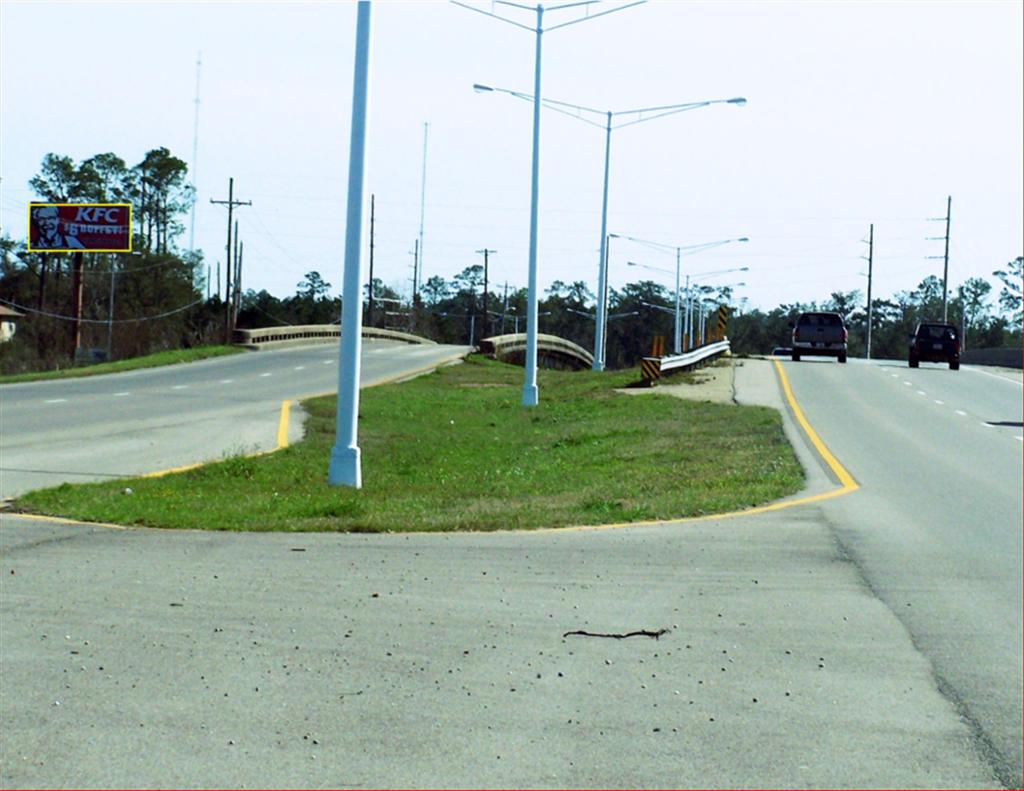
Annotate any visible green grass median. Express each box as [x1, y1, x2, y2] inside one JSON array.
[[14, 356, 804, 532]]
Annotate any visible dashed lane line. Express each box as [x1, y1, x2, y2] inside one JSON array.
[[44, 399, 67, 404]]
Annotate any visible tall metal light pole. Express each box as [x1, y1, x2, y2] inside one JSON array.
[[328, 0, 372, 489], [454, 0, 645, 405], [623, 235, 748, 354], [473, 85, 746, 370]]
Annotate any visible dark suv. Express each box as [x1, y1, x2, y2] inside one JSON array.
[[790, 312, 848, 363], [909, 322, 960, 370]]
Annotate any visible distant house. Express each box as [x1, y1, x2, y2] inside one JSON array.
[[0, 305, 24, 343]]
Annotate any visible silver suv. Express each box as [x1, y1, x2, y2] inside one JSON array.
[[789, 312, 848, 363]]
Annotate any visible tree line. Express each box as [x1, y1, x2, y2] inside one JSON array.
[[1, 147, 1020, 375]]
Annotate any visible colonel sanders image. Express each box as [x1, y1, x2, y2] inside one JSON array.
[[31, 205, 84, 249]]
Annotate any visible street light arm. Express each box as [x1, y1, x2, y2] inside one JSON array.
[[627, 260, 675, 276], [450, 1, 536, 32], [612, 102, 726, 130], [545, 0, 646, 32]]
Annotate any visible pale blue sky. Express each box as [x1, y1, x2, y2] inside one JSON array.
[[2, 1, 1021, 312]]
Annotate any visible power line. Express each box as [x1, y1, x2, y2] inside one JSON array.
[[0, 296, 204, 324]]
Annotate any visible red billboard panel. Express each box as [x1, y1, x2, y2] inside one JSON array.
[[28, 203, 132, 253]]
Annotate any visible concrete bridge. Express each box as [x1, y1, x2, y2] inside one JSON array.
[[478, 333, 594, 371], [232, 325, 436, 350], [233, 325, 594, 371]]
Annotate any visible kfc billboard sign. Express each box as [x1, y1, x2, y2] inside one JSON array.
[[28, 203, 132, 253]]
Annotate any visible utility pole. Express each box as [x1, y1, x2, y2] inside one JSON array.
[[232, 220, 240, 327], [210, 177, 251, 342], [234, 240, 244, 327], [941, 196, 951, 323], [864, 224, 874, 360], [411, 239, 419, 303], [70, 251, 84, 360], [502, 281, 509, 334], [408, 239, 419, 333], [476, 248, 496, 338], [418, 122, 429, 293], [188, 52, 201, 256], [367, 193, 375, 327]]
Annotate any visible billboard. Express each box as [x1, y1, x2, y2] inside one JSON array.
[[27, 203, 132, 253]]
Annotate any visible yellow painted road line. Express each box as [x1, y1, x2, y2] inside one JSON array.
[[11, 356, 856, 534], [277, 399, 292, 449], [4, 511, 130, 530], [536, 359, 860, 533], [771, 358, 858, 491], [141, 461, 204, 479]]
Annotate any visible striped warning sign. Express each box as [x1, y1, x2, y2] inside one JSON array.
[[716, 305, 729, 340], [640, 357, 662, 383]]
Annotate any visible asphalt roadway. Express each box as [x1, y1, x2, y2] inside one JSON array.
[[1, 352, 1021, 789], [0, 340, 472, 500]]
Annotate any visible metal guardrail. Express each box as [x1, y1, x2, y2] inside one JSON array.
[[233, 325, 437, 350], [479, 333, 594, 369], [960, 347, 1023, 369], [640, 339, 730, 385]]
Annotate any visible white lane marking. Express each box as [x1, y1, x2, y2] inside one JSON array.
[[891, 373, 899, 378], [260, 372, 272, 378], [44, 398, 67, 404], [220, 379, 233, 384], [1016, 436, 1023, 442], [114, 392, 131, 397], [321, 359, 333, 365], [172, 385, 188, 390], [294, 366, 305, 371], [917, 390, 927, 396], [981, 422, 995, 428], [955, 410, 967, 416], [904, 381, 913, 386], [934, 400, 944, 405], [966, 367, 1024, 387]]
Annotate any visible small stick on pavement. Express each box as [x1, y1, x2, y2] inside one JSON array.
[[562, 628, 671, 640]]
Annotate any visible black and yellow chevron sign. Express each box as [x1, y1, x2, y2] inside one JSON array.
[[640, 357, 662, 383], [717, 305, 729, 340]]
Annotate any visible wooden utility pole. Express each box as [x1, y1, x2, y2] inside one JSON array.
[[367, 194, 375, 327], [865, 224, 874, 360], [210, 177, 251, 342], [232, 220, 240, 328], [941, 196, 951, 323], [476, 248, 496, 337], [234, 240, 244, 327], [70, 251, 84, 359]]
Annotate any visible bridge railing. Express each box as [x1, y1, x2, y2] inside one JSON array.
[[639, 339, 730, 385], [233, 325, 437, 350], [479, 333, 594, 369]]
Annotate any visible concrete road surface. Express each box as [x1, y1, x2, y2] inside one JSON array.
[[778, 356, 1022, 788], [1, 356, 1020, 788]]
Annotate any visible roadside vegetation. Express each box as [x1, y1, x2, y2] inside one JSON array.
[[0, 345, 241, 384], [14, 356, 804, 533], [2, 145, 1018, 378]]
